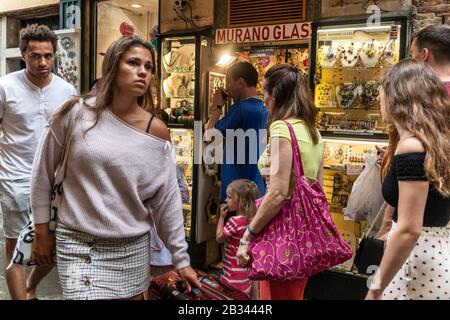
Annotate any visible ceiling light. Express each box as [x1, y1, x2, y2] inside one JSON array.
[[130, 3, 143, 8], [216, 54, 236, 67]]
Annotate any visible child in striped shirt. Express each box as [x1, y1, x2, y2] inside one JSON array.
[[216, 179, 259, 298]]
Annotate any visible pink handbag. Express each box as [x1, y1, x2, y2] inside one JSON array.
[[248, 121, 352, 281]]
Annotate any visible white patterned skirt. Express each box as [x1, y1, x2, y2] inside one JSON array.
[[55, 222, 150, 300], [383, 223, 450, 300]]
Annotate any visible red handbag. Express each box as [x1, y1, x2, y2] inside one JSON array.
[[149, 270, 249, 300]]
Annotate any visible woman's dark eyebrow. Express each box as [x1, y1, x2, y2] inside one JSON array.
[[128, 56, 152, 65]]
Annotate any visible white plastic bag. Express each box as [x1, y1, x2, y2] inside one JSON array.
[[344, 155, 385, 222]]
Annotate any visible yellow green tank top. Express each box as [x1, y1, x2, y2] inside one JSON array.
[[258, 119, 324, 192]]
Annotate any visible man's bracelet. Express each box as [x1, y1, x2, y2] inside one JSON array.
[[247, 225, 257, 237]]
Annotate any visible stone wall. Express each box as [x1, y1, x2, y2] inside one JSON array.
[[321, 0, 412, 18], [412, 0, 450, 33]]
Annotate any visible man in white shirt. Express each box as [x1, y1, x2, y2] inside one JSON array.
[[0, 24, 76, 299]]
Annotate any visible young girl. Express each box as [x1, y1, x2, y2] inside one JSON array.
[[216, 179, 259, 298]]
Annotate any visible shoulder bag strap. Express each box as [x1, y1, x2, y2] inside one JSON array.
[[363, 202, 387, 239], [283, 120, 305, 178]]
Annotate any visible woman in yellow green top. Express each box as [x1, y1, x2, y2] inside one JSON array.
[[237, 64, 324, 300]]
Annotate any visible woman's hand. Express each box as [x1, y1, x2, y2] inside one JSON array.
[[177, 266, 202, 292], [32, 224, 55, 266], [237, 242, 250, 267], [365, 289, 383, 300]]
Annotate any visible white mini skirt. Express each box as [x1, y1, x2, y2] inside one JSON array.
[[383, 223, 450, 300], [55, 222, 150, 300]]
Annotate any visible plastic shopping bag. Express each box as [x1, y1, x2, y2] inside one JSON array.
[[343, 155, 384, 222]]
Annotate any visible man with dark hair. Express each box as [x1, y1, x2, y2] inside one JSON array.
[[0, 24, 76, 299], [410, 24, 450, 94], [205, 61, 268, 203]]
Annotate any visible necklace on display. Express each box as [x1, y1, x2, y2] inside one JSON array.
[[341, 43, 359, 66], [163, 51, 181, 69]]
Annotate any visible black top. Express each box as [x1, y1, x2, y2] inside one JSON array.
[[146, 115, 154, 133], [382, 152, 450, 227]]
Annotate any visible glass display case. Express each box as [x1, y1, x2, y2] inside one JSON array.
[[311, 20, 406, 140], [161, 36, 196, 128], [160, 35, 197, 240], [159, 30, 221, 267], [308, 16, 408, 277], [237, 45, 309, 95]]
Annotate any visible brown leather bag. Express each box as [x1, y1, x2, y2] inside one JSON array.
[[149, 269, 249, 300]]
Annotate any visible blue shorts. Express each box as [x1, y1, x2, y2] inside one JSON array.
[[0, 179, 31, 239]]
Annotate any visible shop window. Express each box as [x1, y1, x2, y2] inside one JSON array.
[[95, 0, 158, 78]]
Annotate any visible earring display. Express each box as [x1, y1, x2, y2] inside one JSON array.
[[339, 42, 361, 68], [360, 80, 381, 108], [359, 39, 381, 68], [315, 83, 336, 108], [319, 44, 339, 68], [314, 25, 401, 138], [380, 39, 398, 67], [336, 83, 358, 108]]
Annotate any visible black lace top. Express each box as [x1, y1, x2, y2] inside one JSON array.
[[382, 152, 450, 227]]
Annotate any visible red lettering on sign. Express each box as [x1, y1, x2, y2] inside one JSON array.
[[301, 23, 310, 39], [226, 29, 234, 43], [262, 27, 270, 40], [243, 29, 251, 42], [252, 27, 261, 42], [282, 25, 291, 39], [274, 26, 282, 40], [216, 29, 226, 44], [236, 29, 243, 42], [291, 24, 300, 39]]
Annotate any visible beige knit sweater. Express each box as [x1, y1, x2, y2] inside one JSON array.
[[31, 99, 190, 269]]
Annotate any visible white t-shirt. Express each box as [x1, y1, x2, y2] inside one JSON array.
[[0, 69, 76, 181]]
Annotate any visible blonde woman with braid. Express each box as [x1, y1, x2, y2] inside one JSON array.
[[366, 59, 450, 300]]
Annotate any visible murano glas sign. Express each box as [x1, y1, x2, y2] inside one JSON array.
[[215, 22, 312, 45]]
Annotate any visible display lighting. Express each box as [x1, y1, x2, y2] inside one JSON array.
[[317, 26, 397, 33], [216, 54, 236, 66]]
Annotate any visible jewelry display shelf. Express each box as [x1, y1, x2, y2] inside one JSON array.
[[167, 71, 195, 75], [318, 107, 381, 111], [168, 123, 194, 129], [320, 130, 388, 140], [166, 96, 195, 99]]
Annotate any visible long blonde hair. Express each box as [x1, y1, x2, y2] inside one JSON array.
[[227, 179, 260, 222], [51, 35, 158, 130], [381, 59, 450, 197]]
